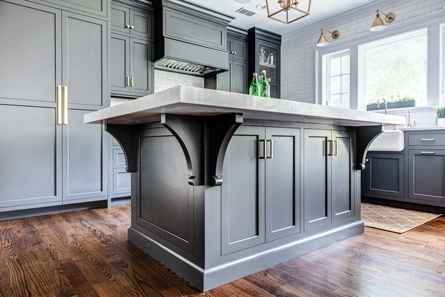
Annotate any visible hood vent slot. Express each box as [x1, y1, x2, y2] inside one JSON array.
[[235, 7, 256, 17]]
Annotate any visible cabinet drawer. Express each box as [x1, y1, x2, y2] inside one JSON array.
[[408, 133, 445, 146]]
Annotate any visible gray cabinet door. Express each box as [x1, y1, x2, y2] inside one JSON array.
[[109, 138, 131, 199], [111, 35, 130, 93], [0, 2, 61, 105], [61, 12, 107, 203], [366, 153, 405, 198], [409, 149, 445, 203], [111, 3, 130, 34], [265, 127, 301, 241], [232, 60, 248, 94], [62, 12, 106, 108], [130, 8, 152, 39], [303, 129, 331, 230], [222, 126, 266, 255], [130, 38, 153, 95], [332, 130, 355, 222], [0, 104, 63, 210]]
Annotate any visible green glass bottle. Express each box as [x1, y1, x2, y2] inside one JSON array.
[[258, 70, 270, 97], [249, 73, 258, 96]]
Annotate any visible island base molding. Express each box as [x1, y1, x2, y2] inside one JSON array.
[[128, 222, 364, 291]]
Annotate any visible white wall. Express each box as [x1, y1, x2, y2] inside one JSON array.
[[154, 70, 204, 92], [281, 0, 444, 107]]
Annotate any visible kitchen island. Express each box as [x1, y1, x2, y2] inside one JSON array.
[[85, 86, 405, 291]]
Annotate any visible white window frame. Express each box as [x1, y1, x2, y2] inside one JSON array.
[[357, 28, 428, 110], [322, 49, 350, 108]]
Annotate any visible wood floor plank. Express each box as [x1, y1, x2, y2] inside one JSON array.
[[0, 205, 444, 297]]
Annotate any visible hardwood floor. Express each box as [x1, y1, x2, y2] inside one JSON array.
[[0, 204, 444, 297]]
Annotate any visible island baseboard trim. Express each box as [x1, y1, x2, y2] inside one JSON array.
[[128, 221, 364, 292]]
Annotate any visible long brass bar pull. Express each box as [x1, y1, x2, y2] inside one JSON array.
[[266, 139, 274, 159], [326, 140, 333, 156], [126, 76, 130, 87], [57, 85, 62, 125], [259, 139, 266, 159], [333, 140, 338, 156], [62, 86, 68, 125], [131, 77, 134, 87], [421, 151, 436, 155]]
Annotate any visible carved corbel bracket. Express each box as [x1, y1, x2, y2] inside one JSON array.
[[207, 113, 243, 186], [161, 114, 204, 186], [356, 126, 384, 170], [106, 124, 138, 172]]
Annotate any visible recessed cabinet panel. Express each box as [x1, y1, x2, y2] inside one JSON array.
[[64, 109, 104, 202], [332, 131, 355, 222], [111, 35, 130, 91], [131, 39, 150, 93], [367, 153, 404, 198], [138, 135, 193, 252], [111, 4, 130, 33], [303, 130, 331, 230], [63, 13, 105, 107], [232, 61, 247, 94], [0, 2, 60, 104], [222, 126, 266, 255], [409, 150, 445, 202], [131, 9, 152, 39], [266, 128, 301, 241], [0, 105, 62, 208], [113, 169, 131, 194]]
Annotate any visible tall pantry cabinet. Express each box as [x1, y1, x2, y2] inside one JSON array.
[[0, 0, 108, 211]]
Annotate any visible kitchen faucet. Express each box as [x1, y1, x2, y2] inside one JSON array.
[[377, 98, 387, 114], [404, 110, 413, 127]]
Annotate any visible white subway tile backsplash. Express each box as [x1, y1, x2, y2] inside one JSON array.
[[154, 70, 204, 92]]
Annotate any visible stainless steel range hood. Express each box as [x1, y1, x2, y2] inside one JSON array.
[[153, 0, 233, 77]]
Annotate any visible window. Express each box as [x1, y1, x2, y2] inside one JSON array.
[[322, 50, 350, 108], [359, 29, 428, 109]]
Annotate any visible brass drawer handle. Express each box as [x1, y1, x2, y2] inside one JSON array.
[[333, 140, 338, 156], [62, 86, 68, 125], [421, 138, 435, 141], [131, 77, 134, 87], [421, 151, 436, 154]]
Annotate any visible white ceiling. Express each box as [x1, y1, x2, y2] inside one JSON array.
[[183, 0, 378, 35]]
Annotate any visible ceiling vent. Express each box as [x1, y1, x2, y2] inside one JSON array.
[[235, 7, 256, 17]]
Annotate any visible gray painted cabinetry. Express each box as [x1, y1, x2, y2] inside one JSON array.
[[111, 1, 153, 97], [0, 0, 108, 212], [362, 130, 445, 210]]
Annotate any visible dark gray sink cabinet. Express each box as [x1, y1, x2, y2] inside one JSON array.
[[362, 130, 445, 210], [0, 0, 108, 211]]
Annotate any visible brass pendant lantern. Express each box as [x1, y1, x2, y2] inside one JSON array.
[[266, 0, 312, 24]]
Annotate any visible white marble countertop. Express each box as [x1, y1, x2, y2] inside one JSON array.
[[84, 86, 405, 127]]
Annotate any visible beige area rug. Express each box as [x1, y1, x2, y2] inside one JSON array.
[[361, 202, 442, 234]]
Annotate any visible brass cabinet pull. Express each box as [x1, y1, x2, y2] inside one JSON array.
[[421, 138, 435, 141], [130, 25, 134, 29], [126, 76, 130, 87], [57, 85, 62, 125], [266, 139, 273, 159], [259, 139, 266, 159], [131, 77, 134, 87], [63, 86, 68, 125], [126, 24, 131, 28], [421, 151, 436, 154], [333, 140, 338, 156]]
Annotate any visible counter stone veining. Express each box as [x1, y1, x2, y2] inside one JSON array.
[[84, 86, 405, 127]]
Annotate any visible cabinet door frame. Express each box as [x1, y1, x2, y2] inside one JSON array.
[[26, 0, 109, 18], [111, 34, 131, 94], [408, 149, 445, 202], [332, 130, 356, 222], [303, 129, 332, 231], [221, 126, 266, 255], [366, 152, 405, 198], [265, 127, 301, 241]]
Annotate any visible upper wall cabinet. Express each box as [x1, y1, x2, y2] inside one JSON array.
[[111, 2, 153, 39], [26, 0, 108, 18], [248, 27, 281, 99]]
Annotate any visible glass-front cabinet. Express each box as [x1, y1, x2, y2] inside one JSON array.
[[248, 27, 281, 98]]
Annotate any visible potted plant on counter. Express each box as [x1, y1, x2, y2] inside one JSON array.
[[367, 97, 415, 111], [435, 105, 445, 126]]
